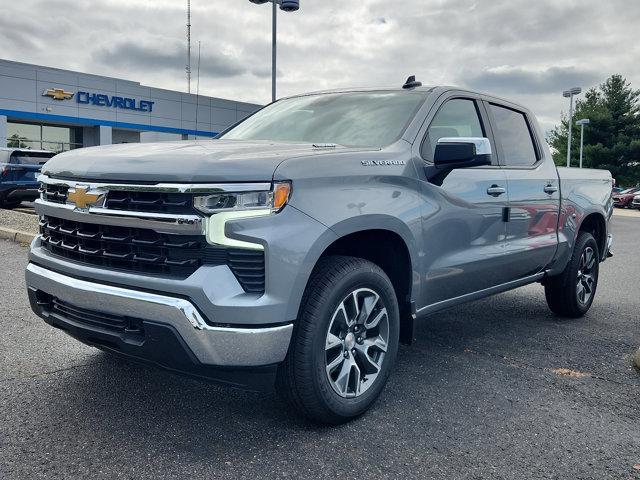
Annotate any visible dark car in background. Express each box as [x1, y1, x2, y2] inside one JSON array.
[[0, 148, 54, 209], [612, 187, 640, 208]]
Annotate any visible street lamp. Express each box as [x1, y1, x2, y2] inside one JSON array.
[[249, 0, 300, 103], [563, 87, 581, 167], [576, 118, 590, 168]]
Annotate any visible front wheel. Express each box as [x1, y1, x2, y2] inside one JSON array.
[[0, 202, 20, 210], [277, 256, 400, 424], [544, 231, 599, 318], [0, 198, 21, 209]]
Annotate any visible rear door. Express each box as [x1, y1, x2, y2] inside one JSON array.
[[486, 102, 560, 280]]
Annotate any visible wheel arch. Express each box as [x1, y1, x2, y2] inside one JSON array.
[[293, 218, 419, 345], [577, 212, 607, 260]]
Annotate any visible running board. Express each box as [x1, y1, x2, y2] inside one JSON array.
[[416, 272, 545, 317]]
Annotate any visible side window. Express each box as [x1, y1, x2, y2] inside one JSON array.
[[422, 99, 484, 161], [489, 104, 538, 166]]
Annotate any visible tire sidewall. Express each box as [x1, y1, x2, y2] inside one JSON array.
[[304, 265, 400, 419], [569, 233, 600, 315]]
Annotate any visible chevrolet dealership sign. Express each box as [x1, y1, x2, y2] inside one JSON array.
[[42, 88, 155, 112]]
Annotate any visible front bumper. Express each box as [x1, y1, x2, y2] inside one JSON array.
[[26, 263, 293, 387]]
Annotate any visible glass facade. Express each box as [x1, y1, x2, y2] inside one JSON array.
[[6, 121, 83, 153]]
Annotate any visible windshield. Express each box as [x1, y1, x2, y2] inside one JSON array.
[[620, 188, 639, 194], [220, 91, 427, 148]]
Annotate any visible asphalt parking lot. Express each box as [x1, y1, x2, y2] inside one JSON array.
[[1, 216, 639, 480]]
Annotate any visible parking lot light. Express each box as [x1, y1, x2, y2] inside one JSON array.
[[563, 87, 582, 167], [576, 118, 590, 168], [249, 0, 300, 103]]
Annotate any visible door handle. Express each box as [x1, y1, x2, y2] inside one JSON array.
[[543, 184, 558, 194], [486, 185, 506, 197]]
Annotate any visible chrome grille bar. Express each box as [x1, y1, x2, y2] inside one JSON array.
[[35, 199, 205, 235]]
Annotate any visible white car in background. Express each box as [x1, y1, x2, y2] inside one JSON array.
[[632, 194, 640, 209]]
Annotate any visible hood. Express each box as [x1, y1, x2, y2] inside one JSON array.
[[42, 139, 372, 183]]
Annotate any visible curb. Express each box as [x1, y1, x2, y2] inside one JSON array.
[[0, 227, 36, 244]]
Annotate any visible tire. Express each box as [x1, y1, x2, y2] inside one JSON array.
[[276, 255, 400, 424], [544, 231, 599, 318], [1, 201, 21, 209]]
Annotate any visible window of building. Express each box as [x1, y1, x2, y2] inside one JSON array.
[[489, 105, 538, 166], [6, 121, 83, 153]]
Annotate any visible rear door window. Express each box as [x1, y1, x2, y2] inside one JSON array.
[[489, 104, 538, 166]]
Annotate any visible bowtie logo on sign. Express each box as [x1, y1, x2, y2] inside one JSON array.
[[42, 88, 74, 100]]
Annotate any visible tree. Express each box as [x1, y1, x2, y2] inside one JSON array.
[[7, 133, 28, 148], [548, 74, 640, 187]]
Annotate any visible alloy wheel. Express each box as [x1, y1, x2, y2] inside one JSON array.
[[324, 288, 389, 398], [576, 246, 596, 305]]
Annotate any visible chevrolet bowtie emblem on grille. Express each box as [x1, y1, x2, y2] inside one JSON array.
[[67, 186, 105, 209], [42, 88, 74, 101]]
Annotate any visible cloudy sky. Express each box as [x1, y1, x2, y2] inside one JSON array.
[[1, 0, 639, 132]]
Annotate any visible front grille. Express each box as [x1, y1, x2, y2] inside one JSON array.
[[38, 215, 265, 292], [41, 183, 69, 204], [38, 292, 144, 337], [40, 215, 213, 277], [105, 190, 198, 215], [40, 182, 196, 215]]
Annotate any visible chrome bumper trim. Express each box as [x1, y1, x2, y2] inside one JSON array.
[[35, 199, 205, 235], [26, 263, 293, 367]]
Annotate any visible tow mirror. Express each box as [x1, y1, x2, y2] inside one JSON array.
[[434, 137, 492, 169]]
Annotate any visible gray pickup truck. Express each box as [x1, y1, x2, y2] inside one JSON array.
[[26, 79, 613, 424]]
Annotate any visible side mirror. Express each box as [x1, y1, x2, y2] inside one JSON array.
[[434, 137, 492, 169]]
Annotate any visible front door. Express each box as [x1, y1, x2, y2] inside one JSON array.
[[416, 97, 510, 309]]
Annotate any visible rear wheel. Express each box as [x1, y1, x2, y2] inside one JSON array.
[[545, 231, 599, 318], [277, 256, 399, 424]]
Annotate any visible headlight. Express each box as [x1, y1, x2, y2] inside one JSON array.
[[193, 182, 291, 215], [195, 182, 291, 250]]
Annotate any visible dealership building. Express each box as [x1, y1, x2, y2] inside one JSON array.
[[0, 59, 261, 153]]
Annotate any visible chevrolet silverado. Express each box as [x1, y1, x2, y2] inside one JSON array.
[[26, 79, 614, 424]]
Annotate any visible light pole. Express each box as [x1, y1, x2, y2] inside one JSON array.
[[576, 118, 590, 168], [563, 87, 581, 167], [249, 0, 300, 103]]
